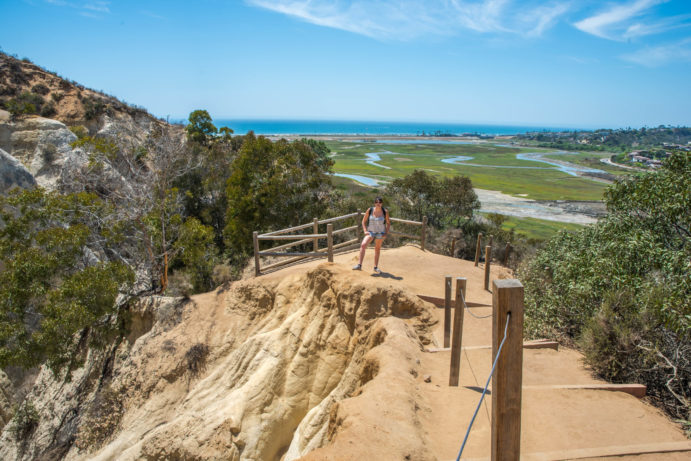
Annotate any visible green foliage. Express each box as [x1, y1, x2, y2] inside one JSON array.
[[31, 83, 50, 95], [71, 135, 119, 161], [385, 169, 480, 228], [40, 101, 56, 117], [172, 217, 216, 292], [300, 138, 334, 172], [519, 152, 690, 419], [8, 400, 39, 441], [5, 91, 44, 117], [224, 133, 331, 261], [82, 96, 109, 120], [69, 125, 88, 139], [186, 110, 217, 145], [0, 188, 134, 372]]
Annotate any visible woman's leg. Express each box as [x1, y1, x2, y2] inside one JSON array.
[[373, 238, 384, 267], [358, 234, 373, 265]]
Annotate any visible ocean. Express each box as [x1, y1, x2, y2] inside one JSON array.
[[211, 119, 574, 136]]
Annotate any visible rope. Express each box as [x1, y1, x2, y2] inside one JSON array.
[[455, 312, 511, 461], [463, 296, 493, 319]]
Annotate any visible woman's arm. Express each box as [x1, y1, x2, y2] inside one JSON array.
[[385, 210, 391, 235], [362, 208, 370, 234]]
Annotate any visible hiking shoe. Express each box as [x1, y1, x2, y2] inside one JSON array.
[[352, 264, 362, 270], [373, 266, 381, 274]]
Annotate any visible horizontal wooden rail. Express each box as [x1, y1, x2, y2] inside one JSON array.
[[332, 225, 358, 236], [261, 221, 314, 236], [317, 238, 359, 252], [259, 251, 326, 257], [267, 237, 314, 252], [258, 233, 325, 240], [318, 212, 359, 225], [390, 217, 423, 226], [389, 231, 420, 239], [261, 255, 310, 272]]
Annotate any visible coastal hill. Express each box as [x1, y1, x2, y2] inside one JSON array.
[[0, 52, 158, 129]]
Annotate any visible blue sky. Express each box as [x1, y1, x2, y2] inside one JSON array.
[[2, 0, 691, 128]]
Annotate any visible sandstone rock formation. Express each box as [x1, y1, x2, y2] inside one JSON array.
[[0, 264, 437, 460]]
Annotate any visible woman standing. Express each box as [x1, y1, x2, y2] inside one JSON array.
[[353, 197, 391, 273]]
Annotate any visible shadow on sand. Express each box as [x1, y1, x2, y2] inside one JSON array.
[[371, 271, 403, 280]]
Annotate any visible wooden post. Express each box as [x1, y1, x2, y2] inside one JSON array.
[[491, 279, 524, 461], [488, 234, 494, 248], [421, 216, 428, 251], [313, 218, 319, 253], [327, 223, 334, 262], [450, 238, 456, 257], [444, 275, 452, 348], [474, 233, 483, 267], [484, 245, 492, 291], [503, 242, 512, 265], [449, 277, 467, 386], [253, 231, 260, 276]]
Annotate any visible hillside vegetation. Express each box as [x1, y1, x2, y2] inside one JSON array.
[[0, 52, 153, 126], [519, 151, 690, 424]]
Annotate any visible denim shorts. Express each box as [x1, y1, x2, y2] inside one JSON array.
[[369, 231, 386, 239]]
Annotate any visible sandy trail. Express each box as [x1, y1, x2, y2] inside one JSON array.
[[271, 246, 690, 460]]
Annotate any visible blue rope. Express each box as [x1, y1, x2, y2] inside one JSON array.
[[455, 312, 511, 461]]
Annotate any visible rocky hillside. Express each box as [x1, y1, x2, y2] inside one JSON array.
[[0, 52, 159, 131], [0, 53, 182, 193]]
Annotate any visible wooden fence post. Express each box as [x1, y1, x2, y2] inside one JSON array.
[[253, 231, 260, 276], [313, 218, 319, 253], [421, 216, 428, 251], [327, 223, 334, 262], [488, 234, 494, 248], [450, 238, 456, 257], [491, 279, 524, 461], [444, 275, 452, 348], [484, 245, 492, 291], [474, 233, 483, 267], [504, 242, 512, 265], [449, 277, 467, 386]]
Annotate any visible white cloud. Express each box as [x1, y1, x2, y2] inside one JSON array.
[[246, 0, 570, 40], [83, 1, 110, 14], [621, 38, 691, 66], [573, 0, 668, 41]]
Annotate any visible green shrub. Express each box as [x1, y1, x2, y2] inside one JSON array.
[[69, 125, 88, 139], [51, 91, 64, 102], [519, 151, 690, 421], [185, 343, 209, 377], [9, 400, 40, 441], [31, 83, 50, 95], [40, 101, 56, 117]]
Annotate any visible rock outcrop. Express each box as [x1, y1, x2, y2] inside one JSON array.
[[0, 264, 437, 461], [0, 146, 35, 192], [0, 115, 80, 190]]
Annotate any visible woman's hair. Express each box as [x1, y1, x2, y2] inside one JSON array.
[[374, 197, 383, 204]]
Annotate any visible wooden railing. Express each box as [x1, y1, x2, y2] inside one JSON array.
[[252, 212, 427, 276]]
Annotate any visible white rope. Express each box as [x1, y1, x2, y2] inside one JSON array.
[[455, 312, 511, 461]]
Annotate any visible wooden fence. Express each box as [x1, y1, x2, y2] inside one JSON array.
[[253, 212, 427, 276]]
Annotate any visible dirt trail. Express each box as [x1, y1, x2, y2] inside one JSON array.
[[278, 246, 690, 460]]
